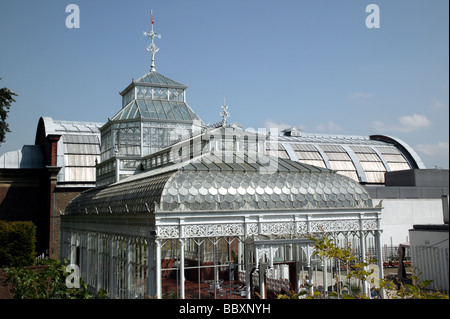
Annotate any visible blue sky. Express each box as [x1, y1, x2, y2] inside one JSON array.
[[0, 0, 448, 168]]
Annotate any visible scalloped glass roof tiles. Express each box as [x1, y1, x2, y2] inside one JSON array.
[[65, 154, 373, 215], [160, 170, 372, 212]]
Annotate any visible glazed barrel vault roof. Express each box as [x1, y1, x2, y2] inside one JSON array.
[[35, 117, 102, 184], [64, 151, 373, 216], [267, 130, 425, 184]]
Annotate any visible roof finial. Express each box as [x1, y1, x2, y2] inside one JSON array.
[[143, 10, 161, 72], [220, 98, 230, 126]]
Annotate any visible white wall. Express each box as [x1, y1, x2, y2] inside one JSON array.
[[373, 198, 444, 247], [409, 228, 449, 291]]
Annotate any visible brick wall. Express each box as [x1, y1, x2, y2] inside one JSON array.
[[51, 188, 86, 260]]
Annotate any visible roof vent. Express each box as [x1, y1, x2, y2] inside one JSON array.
[[282, 126, 302, 137]]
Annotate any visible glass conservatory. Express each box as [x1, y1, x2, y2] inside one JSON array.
[[61, 126, 384, 299], [96, 70, 203, 187]]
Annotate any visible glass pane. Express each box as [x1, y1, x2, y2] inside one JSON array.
[[157, 88, 167, 99], [119, 108, 129, 120], [388, 162, 411, 171], [187, 107, 199, 120], [356, 153, 380, 161], [161, 101, 175, 120], [329, 160, 355, 171], [145, 101, 159, 119], [295, 151, 323, 160], [384, 154, 407, 162], [156, 73, 168, 85], [178, 103, 191, 120], [165, 77, 176, 86], [360, 161, 386, 171], [326, 152, 351, 161], [148, 72, 159, 84], [137, 100, 150, 118], [136, 86, 144, 98], [365, 171, 385, 183], [170, 101, 184, 120], [129, 102, 140, 119], [153, 100, 167, 119], [377, 146, 402, 155]]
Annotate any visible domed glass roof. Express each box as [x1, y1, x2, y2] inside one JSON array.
[[65, 152, 373, 216]]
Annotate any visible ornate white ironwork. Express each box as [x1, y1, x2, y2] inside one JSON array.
[[261, 222, 295, 235], [301, 245, 316, 267], [255, 245, 279, 268], [311, 220, 360, 233], [184, 224, 244, 237], [144, 10, 161, 72], [220, 101, 230, 126], [247, 223, 259, 235], [363, 219, 378, 230], [296, 221, 308, 235], [157, 226, 179, 238]]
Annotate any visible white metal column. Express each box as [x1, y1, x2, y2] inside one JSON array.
[[359, 215, 368, 296], [155, 239, 162, 299], [179, 238, 185, 299], [375, 230, 386, 299]]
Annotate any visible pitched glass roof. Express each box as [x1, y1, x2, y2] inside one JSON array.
[[135, 71, 186, 87], [112, 99, 201, 121]]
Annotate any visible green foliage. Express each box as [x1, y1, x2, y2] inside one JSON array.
[[387, 267, 449, 299], [0, 220, 36, 267], [0, 78, 17, 145], [277, 234, 449, 300], [4, 258, 95, 299]]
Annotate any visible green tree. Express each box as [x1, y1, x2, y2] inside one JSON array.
[[0, 78, 18, 145]]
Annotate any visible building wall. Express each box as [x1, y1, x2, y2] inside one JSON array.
[[51, 188, 86, 260], [368, 169, 448, 248], [373, 198, 445, 247], [409, 225, 449, 291]]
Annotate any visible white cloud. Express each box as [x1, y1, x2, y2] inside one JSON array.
[[349, 92, 374, 100], [316, 121, 344, 132], [415, 142, 449, 156], [430, 98, 447, 110], [264, 119, 296, 131], [372, 114, 431, 133]]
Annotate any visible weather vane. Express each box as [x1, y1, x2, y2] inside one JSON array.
[[143, 10, 161, 72], [220, 99, 230, 126]]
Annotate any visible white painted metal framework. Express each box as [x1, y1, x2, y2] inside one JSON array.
[[61, 207, 383, 299], [61, 126, 384, 299]]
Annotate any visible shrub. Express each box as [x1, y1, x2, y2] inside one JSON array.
[[4, 258, 95, 299], [0, 220, 36, 267]]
